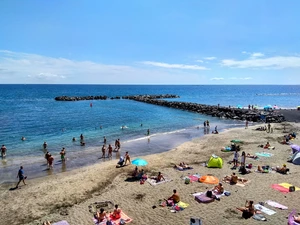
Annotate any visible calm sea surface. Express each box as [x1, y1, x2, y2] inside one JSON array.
[[0, 85, 299, 183]]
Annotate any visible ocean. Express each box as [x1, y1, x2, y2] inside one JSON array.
[[0, 84, 299, 183]]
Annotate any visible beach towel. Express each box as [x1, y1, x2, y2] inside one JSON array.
[[255, 152, 273, 157], [53, 221, 70, 225], [176, 201, 189, 209], [254, 204, 276, 215], [194, 193, 214, 204], [252, 214, 267, 221], [93, 212, 132, 225], [147, 177, 172, 186], [266, 200, 288, 210], [272, 183, 300, 193], [182, 174, 201, 183]]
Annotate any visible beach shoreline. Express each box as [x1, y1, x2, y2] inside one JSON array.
[[0, 122, 300, 225]]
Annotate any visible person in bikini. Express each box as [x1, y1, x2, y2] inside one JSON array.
[[237, 200, 255, 219], [101, 145, 106, 158], [124, 151, 131, 165], [96, 208, 108, 223], [213, 182, 224, 194], [107, 144, 113, 158], [110, 204, 122, 220]]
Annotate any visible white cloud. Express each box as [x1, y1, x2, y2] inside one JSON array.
[[0, 50, 209, 84], [250, 52, 264, 58], [141, 61, 209, 70], [229, 77, 253, 80], [203, 57, 217, 60], [210, 77, 224, 80], [196, 60, 204, 63], [221, 56, 300, 69]]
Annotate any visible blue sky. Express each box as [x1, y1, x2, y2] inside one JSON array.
[[1, 0, 300, 84]]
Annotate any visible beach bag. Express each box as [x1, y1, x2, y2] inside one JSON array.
[[185, 177, 191, 184], [190, 217, 202, 225], [289, 186, 295, 192]]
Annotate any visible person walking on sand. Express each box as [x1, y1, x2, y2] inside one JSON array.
[[16, 166, 27, 188], [60, 147, 66, 162], [1, 145, 7, 158], [107, 144, 113, 158], [48, 154, 54, 169], [101, 144, 106, 158], [124, 151, 131, 165]]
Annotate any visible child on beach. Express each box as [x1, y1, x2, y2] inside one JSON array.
[[233, 149, 240, 168]]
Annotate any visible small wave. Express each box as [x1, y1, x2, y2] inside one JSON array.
[[256, 93, 300, 96], [124, 129, 187, 143]]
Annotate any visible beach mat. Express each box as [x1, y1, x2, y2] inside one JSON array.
[[53, 221, 70, 225], [182, 174, 201, 183], [266, 200, 288, 210], [272, 183, 300, 193], [147, 177, 172, 186], [255, 152, 273, 157], [254, 204, 276, 215]]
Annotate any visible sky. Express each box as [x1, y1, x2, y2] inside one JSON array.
[[0, 0, 300, 84]]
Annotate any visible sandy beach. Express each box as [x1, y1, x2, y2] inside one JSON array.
[[0, 122, 300, 225]]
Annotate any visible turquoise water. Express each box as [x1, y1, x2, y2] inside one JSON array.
[[0, 85, 299, 183]]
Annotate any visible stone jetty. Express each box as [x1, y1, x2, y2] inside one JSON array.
[[54, 94, 285, 123]]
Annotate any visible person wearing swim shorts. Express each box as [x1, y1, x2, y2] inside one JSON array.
[[60, 148, 66, 162], [16, 166, 27, 188]]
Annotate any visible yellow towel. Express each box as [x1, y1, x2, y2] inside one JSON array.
[[279, 183, 300, 191], [177, 201, 189, 208]]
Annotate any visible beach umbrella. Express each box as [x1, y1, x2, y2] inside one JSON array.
[[199, 175, 219, 184], [237, 105, 243, 109], [264, 105, 272, 111], [132, 158, 148, 166]]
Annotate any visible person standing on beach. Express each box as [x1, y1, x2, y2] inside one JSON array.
[[203, 121, 207, 127], [45, 151, 51, 166], [245, 120, 248, 129], [101, 144, 106, 158], [124, 151, 131, 165], [1, 145, 7, 158], [103, 136, 107, 144], [267, 123, 271, 133], [207, 120, 210, 127], [48, 154, 54, 169], [60, 148, 66, 162], [16, 166, 27, 188], [147, 129, 150, 136], [233, 149, 240, 168], [108, 144, 113, 158]]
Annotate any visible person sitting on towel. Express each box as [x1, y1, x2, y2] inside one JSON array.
[[132, 166, 138, 177], [237, 200, 255, 219], [96, 208, 108, 223], [167, 189, 180, 204], [111, 204, 122, 219], [213, 182, 224, 194], [230, 172, 238, 184], [151, 172, 165, 183]]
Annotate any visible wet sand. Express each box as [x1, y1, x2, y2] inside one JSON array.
[[0, 122, 299, 225]]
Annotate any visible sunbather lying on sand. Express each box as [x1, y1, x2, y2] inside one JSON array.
[[274, 164, 288, 174], [246, 153, 258, 159], [294, 214, 300, 223], [174, 162, 192, 170], [224, 175, 248, 184], [257, 165, 270, 173]]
